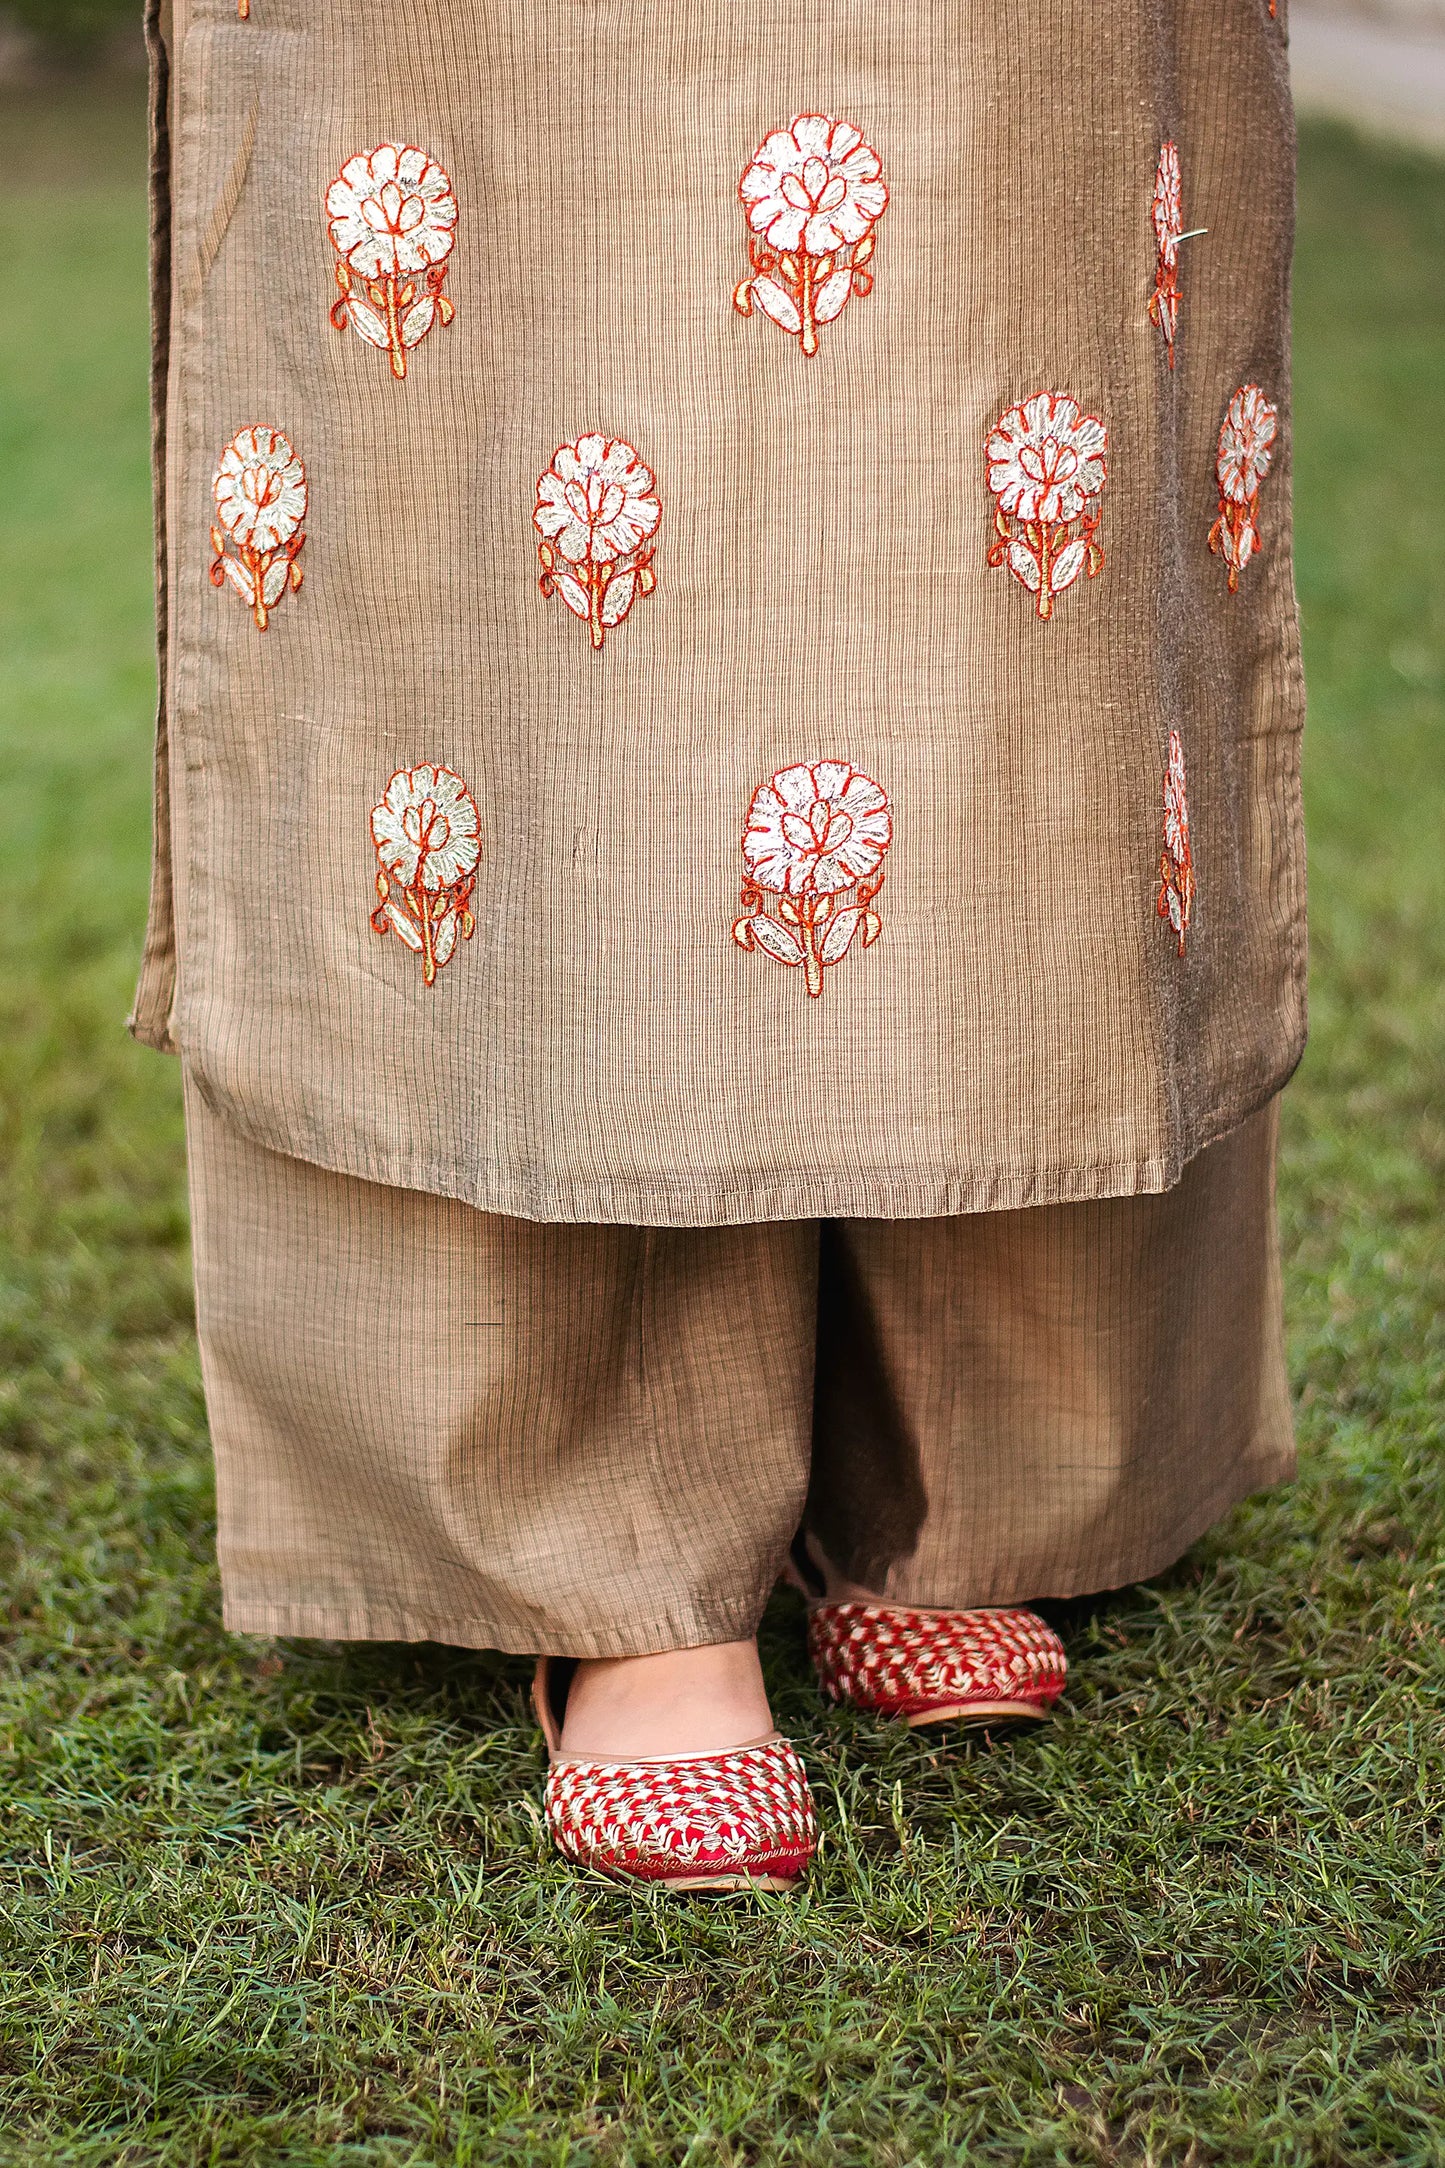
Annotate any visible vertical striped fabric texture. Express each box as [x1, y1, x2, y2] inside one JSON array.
[[186, 1078, 1292, 1657], [135, 0, 1306, 1229]]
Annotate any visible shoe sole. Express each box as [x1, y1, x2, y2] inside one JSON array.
[[654, 1871, 802, 1893], [578, 1865, 804, 1893], [904, 1698, 1055, 1729]]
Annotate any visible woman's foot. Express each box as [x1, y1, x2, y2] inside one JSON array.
[[536, 1646, 816, 1890], [559, 1638, 773, 1758], [791, 1534, 1067, 1728], [808, 1600, 1067, 1727]]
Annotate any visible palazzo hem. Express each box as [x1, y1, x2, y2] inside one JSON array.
[[219, 1595, 780, 1664], [217, 1446, 1293, 1662]]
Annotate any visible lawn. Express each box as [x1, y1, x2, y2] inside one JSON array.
[[1, 86, 1443, 2168]]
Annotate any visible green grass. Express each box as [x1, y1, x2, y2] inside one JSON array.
[[1, 90, 1443, 2167]]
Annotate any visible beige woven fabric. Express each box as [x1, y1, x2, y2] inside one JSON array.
[[187, 1079, 1293, 1656], [134, 0, 1306, 1228]]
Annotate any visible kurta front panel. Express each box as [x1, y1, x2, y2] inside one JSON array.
[[135, 0, 1308, 1225]]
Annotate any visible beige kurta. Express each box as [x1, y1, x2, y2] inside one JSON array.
[[134, 0, 1306, 1227]]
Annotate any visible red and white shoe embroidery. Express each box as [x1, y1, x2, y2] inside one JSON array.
[[733, 114, 888, 356], [533, 435, 661, 650], [209, 426, 306, 632], [809, 1602, 1067, 1727], [732, 761, 892, 1000], [1209, 384, 1279, 591], [986, 393, 1108, 619], [369, 763, 482, 984], [327, 144, 458, 380], [1157, 728, 1195, 957], [545, 1737, 817, 1889]]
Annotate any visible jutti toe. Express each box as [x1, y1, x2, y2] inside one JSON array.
[[533, 1660, 817, 1891], [808, 1602, 1067, 1729]]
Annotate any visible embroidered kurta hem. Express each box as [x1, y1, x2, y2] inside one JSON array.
[[135, 0, 1306, 1228], [187, 1080, 1293, 1655]]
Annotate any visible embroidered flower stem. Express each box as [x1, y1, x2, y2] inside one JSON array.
[[208, 529, 305, 630], [734, 232, 878, 357], [747, 248, 811, 359], [795, 253, 819, 360], [582, 561, 615, 652], [735, 877, 887, 999], [330, 263, 454, 381], [589, 564, 608, 650], [987, 509, 1103, 621], [535, 546, 659, 651], [797, 894, 828, 999], [373, 868, 476, 984], [764, 248, 822, 359]]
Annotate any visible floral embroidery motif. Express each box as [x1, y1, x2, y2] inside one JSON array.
[[1156, 730, 1195, 956], [733, 761, 892, 1000], [985, 393, 1108, 619], [370, 764, 481, 984], [1149, 141, 1183, 366], [1209, 384, 1279, 590], [733, 115, 888, 357], [209, 426, 306, 631], [327, 145, 457, 379], [533, 435, 661, 650]]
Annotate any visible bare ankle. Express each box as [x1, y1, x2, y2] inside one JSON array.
[[558, 1638, 772, 1759]]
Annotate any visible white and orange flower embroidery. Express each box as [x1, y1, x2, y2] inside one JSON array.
[[370, 764, 481, 985], [985, 393, 1108, 619], [1156, 730, 1195, 956], [209, 426, 306, 631], [733, 115, 888, 357], [1209, 384, 1279, 591], [327, 144, 457, 379], [733, 761, 892, 1000], [1149, 141, 1183, 366], [533, 435, 660, 650]]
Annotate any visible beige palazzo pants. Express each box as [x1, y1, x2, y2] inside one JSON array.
[[187, 1079, 1293, 1659]]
